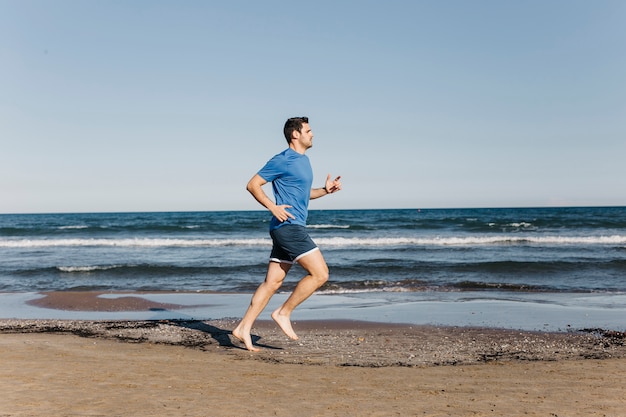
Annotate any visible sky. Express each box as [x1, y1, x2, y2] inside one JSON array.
[[1, 0, 625, 214]]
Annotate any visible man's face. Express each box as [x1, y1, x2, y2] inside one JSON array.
[[295, 123, 314, 149]]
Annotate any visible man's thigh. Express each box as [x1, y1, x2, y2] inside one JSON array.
[[296, 249, 328, 276]]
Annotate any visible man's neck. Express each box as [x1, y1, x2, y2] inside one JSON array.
[[289, 143, 307, 155]]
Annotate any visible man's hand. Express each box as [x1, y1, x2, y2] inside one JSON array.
[[325, 174, 342, 194], [271, 205, 296, 223]]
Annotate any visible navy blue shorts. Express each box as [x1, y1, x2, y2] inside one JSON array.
[[269, 225, 319, 264]]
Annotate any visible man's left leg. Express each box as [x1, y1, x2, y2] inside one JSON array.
[[271, 249, 329, 340], [233, 261, 291, 351]]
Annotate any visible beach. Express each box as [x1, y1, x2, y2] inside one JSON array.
[[2, 207, 626, 415], [2, 309, 626, 416]]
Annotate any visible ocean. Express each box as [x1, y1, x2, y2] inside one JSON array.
[[1, 207, 625, 295]]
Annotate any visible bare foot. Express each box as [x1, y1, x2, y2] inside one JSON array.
[[232, 325, 260, 352], [271, 308, 299, 340]]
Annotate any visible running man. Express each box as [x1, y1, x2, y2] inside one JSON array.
[[232, 116, 342, 351]]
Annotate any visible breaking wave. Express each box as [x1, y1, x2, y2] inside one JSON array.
[[2, 235, 625, 248]]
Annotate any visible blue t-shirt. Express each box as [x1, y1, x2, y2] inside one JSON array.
[[258, 148, 313, 231]]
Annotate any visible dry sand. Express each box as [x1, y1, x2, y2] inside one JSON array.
[[1, 317, 626, 416]]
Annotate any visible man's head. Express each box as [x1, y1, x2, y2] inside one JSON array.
[[283, 117, 309, 144]]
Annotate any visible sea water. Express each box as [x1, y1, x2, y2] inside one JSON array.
[[2, 207, 625, 329], [1, 207, 625, 294]]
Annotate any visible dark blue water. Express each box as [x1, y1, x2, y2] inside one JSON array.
[[1, 207, 625, 295]]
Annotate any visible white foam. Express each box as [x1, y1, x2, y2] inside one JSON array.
[[0, 238, 272, 248], [307, 224, 350, 229], [315, 235, 626, 246], [508, 222, 534, 228], [1, 235, 625, 249], [57, 265, 123, 273]]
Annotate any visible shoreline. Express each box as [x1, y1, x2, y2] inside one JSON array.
[[2, 290, 626, 333], [1, 290, 626, 366]]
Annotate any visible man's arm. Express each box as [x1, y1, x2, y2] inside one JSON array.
[[310, 174, 342, 200], [246, 174, 295, 222]]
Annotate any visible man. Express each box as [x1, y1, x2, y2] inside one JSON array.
[[232, 116, 342, 352]]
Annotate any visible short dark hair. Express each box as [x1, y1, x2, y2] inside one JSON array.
[[283, 117, 309, 144]]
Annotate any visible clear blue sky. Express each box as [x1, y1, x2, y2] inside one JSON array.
[[2, 1, 625, 213]]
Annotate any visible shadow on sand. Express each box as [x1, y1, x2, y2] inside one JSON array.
[[155, 314, 282, 351]]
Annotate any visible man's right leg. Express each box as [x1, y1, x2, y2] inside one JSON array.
[[232, 261, 291, 351], [272, 249, 329, 341]]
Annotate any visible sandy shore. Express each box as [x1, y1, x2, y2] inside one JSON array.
[[1, 317, 626, 416]]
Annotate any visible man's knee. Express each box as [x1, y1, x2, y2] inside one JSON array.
[[264, 278, 283, 292], [313, 267, 329, 285], [265, 261, 290, 288]]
